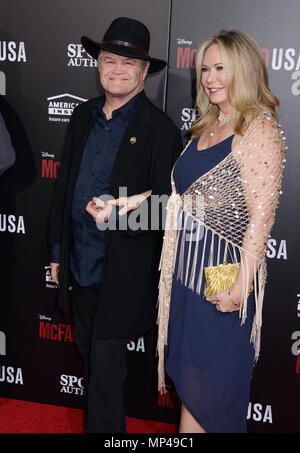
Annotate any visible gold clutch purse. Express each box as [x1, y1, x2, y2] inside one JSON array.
[[203, 262, 253, 304]]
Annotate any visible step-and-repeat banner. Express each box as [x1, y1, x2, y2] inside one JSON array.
[[1, 0, 299, 433]]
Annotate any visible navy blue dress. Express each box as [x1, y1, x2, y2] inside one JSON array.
[[165, 136, 255, 433]]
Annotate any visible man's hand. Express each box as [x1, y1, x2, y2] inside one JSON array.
[[50, 262, 60, 285], [86, 191, 152, 223], [85, 197, 113, 223], [107, 190, 152, 215]]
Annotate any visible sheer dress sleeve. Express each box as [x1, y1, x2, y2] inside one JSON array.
[[232, 113, 286, 353], [236, 113, 286, 261]]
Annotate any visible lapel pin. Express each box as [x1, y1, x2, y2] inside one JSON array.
[[130, 136, 137, 144]]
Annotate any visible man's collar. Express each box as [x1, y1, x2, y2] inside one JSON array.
[[97, 90, 144, 120]]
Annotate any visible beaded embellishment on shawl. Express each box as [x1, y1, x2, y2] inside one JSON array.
[[157, 112, 286, 393]]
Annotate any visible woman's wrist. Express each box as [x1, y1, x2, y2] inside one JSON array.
[[228, 288, 240, 306]]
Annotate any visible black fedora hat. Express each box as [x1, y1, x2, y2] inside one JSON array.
[[81, 17, 167, 74]]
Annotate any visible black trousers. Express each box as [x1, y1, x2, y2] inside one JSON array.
[[71, 275, 128, 433]]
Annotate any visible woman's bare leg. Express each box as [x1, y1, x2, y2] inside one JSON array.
[[179, 404, 206, 433]]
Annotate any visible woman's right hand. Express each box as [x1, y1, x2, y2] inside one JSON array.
[[206, 288, 241, 313]]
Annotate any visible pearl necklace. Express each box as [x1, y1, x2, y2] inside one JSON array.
[[210, 114, 233, 137]]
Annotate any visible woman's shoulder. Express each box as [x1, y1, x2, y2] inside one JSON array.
[[235, 112, 283, 146], [233, 111, 286, 162], [247, 111, 281, 134]]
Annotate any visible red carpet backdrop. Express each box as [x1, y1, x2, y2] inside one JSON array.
[[0, 0, 299, 433]]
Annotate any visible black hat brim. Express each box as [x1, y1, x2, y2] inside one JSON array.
[[81, 36, 166, 74]]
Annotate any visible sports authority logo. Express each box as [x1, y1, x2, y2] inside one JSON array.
[[176, 40, 300, 95], [0, 41, 26, 62], [47, 93, 87, 123], [60, 374, 84, 396], [180, 107, 200, 131], [67, 44, 97, 68]]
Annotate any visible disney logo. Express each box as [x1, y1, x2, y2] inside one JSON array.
[[38, 314, 52, 322], [177, 38, 192, 46], [41, 151, 55, 159]]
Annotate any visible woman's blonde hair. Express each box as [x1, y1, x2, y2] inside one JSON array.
[[190, 29, 279, 138]]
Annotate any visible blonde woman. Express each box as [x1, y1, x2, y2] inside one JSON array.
[[157, 29, 286, 433]]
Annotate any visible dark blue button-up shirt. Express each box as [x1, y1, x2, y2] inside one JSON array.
[[51, 91, 142, 287]]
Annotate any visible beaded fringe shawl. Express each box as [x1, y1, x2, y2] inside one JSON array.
[[157, 112, 286, 393]]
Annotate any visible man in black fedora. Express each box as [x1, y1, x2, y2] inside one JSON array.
[[48, 17, 182, 432]]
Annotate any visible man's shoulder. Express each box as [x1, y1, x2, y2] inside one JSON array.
[[71, 96, 101, 119], [140, 94, 179, 132]]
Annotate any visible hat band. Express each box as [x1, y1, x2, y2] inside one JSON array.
[[103, 40, 149, 56]]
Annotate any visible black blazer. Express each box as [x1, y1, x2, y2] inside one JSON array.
[[48, 92, 182, 338]]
